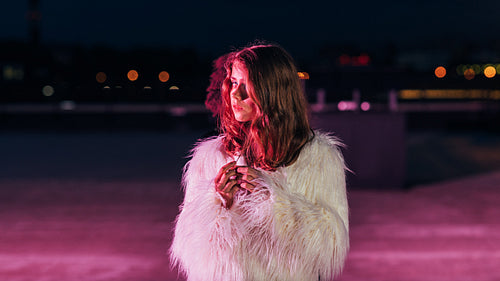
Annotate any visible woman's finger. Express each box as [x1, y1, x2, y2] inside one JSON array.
[[240, 181, 255, 192], [216, 169, 239, 191], [236, 166, 259, 192], [217, 179, 240, 209], [215, 161, 236, 186], [221, 178, 239, 193], [218, 161, 236, 178], [236, 166, 259, 178]]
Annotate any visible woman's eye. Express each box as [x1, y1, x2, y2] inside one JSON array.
[[231, 81, 238, 88]]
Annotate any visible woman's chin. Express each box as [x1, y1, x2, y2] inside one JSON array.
[[234, 115, 250, 123]]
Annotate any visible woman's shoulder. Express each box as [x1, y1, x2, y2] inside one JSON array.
[[189, 135, 225, 157], [184, 135, 228, 178], [293, 129, 346, 168], [308, 130, 345, 151]]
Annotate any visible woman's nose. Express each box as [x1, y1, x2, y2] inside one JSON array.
[[231, 87, 242, 100], [231, 85, 248, 100]]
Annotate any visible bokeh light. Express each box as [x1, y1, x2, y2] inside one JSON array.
[[456, 65, 466, 76], [338, 54, 350, 65], [399, 90, 422, 99], [360, 102, 371, 111], [357, 54, 370, 66], [127, 70, 139, 81], [472, 64, 481, 74], [400, 89, 500, 100], [60, 100, 76, 111], [96, 72, 107, 83], [169, 85, 180, 91], [159, 71, 170, 82], [434, 66, 446, 78], [42, 85, 54, 96], [464, 68, 475, 80], [337, 101, 357, 111], [297, 72, 310, 79], [484, 66, 496, 78], [3, 65, 24, 80]]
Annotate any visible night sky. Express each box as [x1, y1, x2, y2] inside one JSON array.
[[2, 0, 500, 58]]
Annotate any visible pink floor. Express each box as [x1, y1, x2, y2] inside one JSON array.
[[341, 171, 500, 281], [1, 171, 499, 281]]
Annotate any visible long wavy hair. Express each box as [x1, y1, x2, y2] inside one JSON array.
[[219, 44, 311, 171], [205, 53, 229, 117]]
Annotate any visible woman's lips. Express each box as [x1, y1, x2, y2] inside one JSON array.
[[232, 104, 243, 111]]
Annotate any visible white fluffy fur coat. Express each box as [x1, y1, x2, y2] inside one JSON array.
[[170, 130, 349, 281]]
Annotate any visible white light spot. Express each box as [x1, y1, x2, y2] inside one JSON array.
[[60, 100, 76, 111], [338, 101, 357, 111], [42, 85, 54, 97]]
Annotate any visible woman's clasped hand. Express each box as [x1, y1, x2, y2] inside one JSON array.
[[214, 161, 259, 209]]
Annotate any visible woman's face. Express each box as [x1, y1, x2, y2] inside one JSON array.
[[230, 61, 257, 122]]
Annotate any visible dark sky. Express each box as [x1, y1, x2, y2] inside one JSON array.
[[2, 0, 500, 58]]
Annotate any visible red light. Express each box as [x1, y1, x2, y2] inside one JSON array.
[[338, 54, 351, 65], [357, 54, 370, 66], [464, 69, 475, 80]]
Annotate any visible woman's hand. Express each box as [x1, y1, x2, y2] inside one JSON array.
[[214, 161, 240, 209], [214, 162, 260, 209], [236, 166, 259, 192]]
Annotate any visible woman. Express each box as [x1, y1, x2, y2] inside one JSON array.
[[170, 44, 349, 281]]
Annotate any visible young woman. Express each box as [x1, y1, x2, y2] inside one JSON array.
[[170, 44, 349, 281]]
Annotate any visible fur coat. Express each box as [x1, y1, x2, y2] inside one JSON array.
[[170, 130, 349, 281]]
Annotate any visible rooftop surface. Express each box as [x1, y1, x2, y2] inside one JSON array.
[[1, 130, 499, 281]]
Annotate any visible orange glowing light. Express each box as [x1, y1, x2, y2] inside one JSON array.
[[127, 70, 139, 81], [464, 68, 475, 80], [434, 66, 446, 78], [159, 71, 170, 82], [96, 72, 107, 83], [484, 66, 496, 78], [297, 72, 310, 80]]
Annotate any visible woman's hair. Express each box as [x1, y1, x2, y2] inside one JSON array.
[[205, 53, 229, 117], [219, 44, 311, 171]]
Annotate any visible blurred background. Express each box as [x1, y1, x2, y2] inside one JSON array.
[[1, 1, 500, 280], [1, 0, 500, 187]]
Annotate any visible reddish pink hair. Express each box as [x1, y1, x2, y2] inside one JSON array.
[[205, 54, 229, 117]]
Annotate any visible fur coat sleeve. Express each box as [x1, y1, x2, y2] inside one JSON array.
[[170, 131, 349, 281]]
